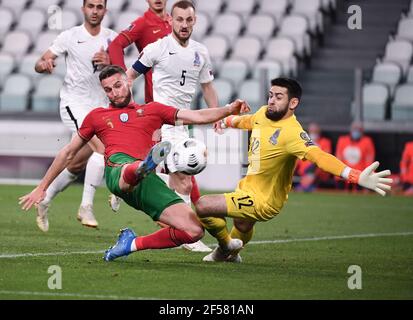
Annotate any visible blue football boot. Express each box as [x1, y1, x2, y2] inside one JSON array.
[[135, 141, 171, 181], [103, 228, 136, 262]]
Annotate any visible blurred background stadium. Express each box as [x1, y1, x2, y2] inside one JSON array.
[[0, 0, 413, 193]]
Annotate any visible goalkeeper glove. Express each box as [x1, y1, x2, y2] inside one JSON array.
[[345, 161, 392, 196]]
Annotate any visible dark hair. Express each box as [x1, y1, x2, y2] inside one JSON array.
[[171, 0, 195, 14], [83, 0, 107, 7], [99, 65, 126, 82], [271, 78, 302, 101]]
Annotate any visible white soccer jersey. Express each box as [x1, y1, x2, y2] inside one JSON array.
[[50, 24, 117, 111], [138, 34, 214, 110]]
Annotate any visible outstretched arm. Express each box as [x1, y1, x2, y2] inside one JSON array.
[[176, 99, 250, 125], [19, 135, 88, 210], [304, 148, 392, 196]]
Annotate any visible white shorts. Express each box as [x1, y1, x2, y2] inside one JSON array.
[[161, 124, 190, 173], [60, 103, 92, 133]]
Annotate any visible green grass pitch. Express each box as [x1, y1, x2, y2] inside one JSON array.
[[0, 184, 412, 300]]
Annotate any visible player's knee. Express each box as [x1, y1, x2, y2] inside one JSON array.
[[66, 162, 86, 174], [194, 196, 209, 217], [234, 219, 255, 233], [186, 224, 204, 242]]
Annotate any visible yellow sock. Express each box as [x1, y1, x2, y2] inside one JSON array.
[[199, 217, 231, 247], [230, 226, 254, 246]]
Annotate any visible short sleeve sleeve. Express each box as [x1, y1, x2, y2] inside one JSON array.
[[78, 111, 96, 141], [284, 128, 318, 160], [49, 30, 70, 56], [138, 40, 162, 68], [152, 102, 178, 125], [199, 49, 214, 84]]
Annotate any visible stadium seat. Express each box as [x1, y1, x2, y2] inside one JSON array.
[[31, 75, 63, 112], [291, 0, 323, 34], [132, 76, 145, 105], [362, 83, 389, 121], [203, 35, 230, 69], [407, 65, 413, 83], [383, 40, 413, 74], [396, 17, 413, 43], [101, 11, 113, 29], [371, 62, 402, 96], [61, 9, 81, 30], [257, 0, 289, 22], [15, 8, 46, 39], [105, 0, 126, 14], [211, 13, 243, 45], [0, 53, 15, 88], [2, 0, 28, 18], [277, 14, 311, 58], [0, 8, 14, 40], [264, 37, 298, 76], [30, 0, 60, 10], [245, 14, 276, 43], [115, 11, 140, 32], [1, 31, 32, 59], [231, 36, 263, 68], [127, 0, 151, 13], [218, 59, 249, 87], [33, 31, 59, 54], [391, 84, 413, 120], [200, 79, 234, 108], [238, 79, 264, 112], [197, 0, 223, 21], [252, 59, 283, 84], [0, 73, 32, 112], [192, 12, 210, 42], [18, 54, 41, 80], [225, 0, 256, 22]]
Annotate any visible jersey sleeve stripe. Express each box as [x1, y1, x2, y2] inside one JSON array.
[[120, 32, 133, 45]]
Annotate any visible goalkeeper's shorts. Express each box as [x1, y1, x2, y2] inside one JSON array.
[[224, 189, 279, 222]]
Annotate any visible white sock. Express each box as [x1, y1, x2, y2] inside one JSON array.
[[81, 152, 104, 207], [130, 238, 137, 252], [176, 192, 191, 206], [42, 169, 78, 205]]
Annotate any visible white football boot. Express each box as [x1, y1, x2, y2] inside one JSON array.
[[108, 194, 122, 213], [36, 202, 49, 232], [202, 238, 243, 262], [77, 204, 98, 228], [182, 240, 213, 252]]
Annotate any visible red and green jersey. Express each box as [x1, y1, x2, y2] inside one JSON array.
[[78, 102, 178, 161]]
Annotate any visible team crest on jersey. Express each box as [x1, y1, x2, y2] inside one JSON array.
[[194, 52, 201, 67], [269, 129, 281, 145], [120, 113, 129, 123], [300, 131, 315, 147]]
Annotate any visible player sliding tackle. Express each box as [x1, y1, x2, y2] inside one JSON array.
[[19, 65, 250, 262], [194, 78, 393, 263]]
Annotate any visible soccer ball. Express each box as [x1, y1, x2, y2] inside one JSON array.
[[172, 138, 207, 175]]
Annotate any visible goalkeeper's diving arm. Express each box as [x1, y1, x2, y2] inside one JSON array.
[[304, 148, 393, 196]]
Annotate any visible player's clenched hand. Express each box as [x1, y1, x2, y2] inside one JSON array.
[[40, 59, 55, 73], [228, 99, 251, 115], [93, 46, 110, 67], [357, 161, 393, 196], [18, 187, 46, 211]]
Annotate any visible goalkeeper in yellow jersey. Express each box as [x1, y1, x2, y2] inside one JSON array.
[[195, 78, 393, 263]]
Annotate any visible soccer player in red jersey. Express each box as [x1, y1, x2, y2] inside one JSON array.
[[19, 65, 250, 262]]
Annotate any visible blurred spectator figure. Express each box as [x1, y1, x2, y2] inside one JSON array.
[[400, 141, 413, 195], [296, 123, 333, 192], [335, 122, 376, 191]]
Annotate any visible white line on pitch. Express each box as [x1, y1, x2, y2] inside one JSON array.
[[0, 290, 162, 300], [1, 231, 412, 259]]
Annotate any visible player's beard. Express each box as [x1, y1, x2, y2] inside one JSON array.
[[173, 28, 192, 44], [86, 14, 104, 27], [111, 91, 132, 108], [265, 104, 289, 121]]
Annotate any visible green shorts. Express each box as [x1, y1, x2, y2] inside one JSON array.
[[105, 153, 184, 221]]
